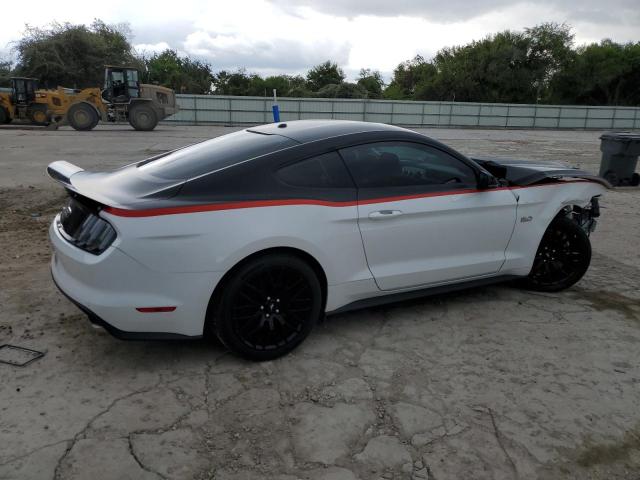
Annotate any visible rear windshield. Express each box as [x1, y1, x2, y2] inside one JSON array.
[[137, 130, 298, 180]]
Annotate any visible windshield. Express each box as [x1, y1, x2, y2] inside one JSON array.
[[137, 130, 298, 180]]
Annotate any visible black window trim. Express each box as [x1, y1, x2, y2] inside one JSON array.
[[336, 139, 483, 191], [273, 149, 357, 190]]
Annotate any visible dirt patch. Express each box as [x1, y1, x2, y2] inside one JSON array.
[[570, 287, 640, 322], [575, 426, 640, 467]]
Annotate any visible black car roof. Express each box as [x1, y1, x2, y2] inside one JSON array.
[[247, 119, 409, 144]]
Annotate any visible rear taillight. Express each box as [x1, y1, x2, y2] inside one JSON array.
[[57, 199, 116, 255]]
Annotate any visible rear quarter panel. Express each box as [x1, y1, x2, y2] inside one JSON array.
[[101, 203, 371, 289]]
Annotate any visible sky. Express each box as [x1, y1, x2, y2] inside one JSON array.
[[1, 0, 638, 81]]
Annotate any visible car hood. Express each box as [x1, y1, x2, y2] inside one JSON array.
[[471, 156, 611, 188]]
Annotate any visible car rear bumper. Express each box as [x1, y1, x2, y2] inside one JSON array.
[[50, 219, 223, 338]]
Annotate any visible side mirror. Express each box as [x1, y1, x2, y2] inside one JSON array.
[[477, 171, 497, 190]]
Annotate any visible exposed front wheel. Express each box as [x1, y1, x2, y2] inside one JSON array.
[[211, 254, 323, 361], [68, 103, 99, 131], [523, 216, 591, 292]]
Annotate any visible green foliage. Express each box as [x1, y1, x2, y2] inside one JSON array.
[[306, 61, 346, 91], [315, 82, 368, 99], [385, 56, 437, 99], [385, 23, 580, 104], [0, 60, 12, 87], [14, 20, 139, 88], [145, 49, 212, 94], [547, 41, 640, 105], [357, 69, 384, 98]]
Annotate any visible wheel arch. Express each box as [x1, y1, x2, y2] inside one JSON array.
[[203, 246, 328, 335]]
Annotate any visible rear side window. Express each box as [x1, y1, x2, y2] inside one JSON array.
[[137, 130, 298, 180], [277, 152, 354, 188]]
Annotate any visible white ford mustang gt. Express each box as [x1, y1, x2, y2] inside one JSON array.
[[48, 120, 608, 360]]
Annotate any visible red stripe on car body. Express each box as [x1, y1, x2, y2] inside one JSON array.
[[104, 181, 590, 218]]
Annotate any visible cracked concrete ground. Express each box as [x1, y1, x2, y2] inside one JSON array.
[[1, 125, 639, 480]]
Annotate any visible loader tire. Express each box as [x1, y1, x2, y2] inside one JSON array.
[[0, 107, 9, 124], [129, 103, 158, 131], [29, 104, 50, 126], [68, 103, 99, 131]]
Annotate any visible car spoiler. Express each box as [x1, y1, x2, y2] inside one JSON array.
[[46, 161, 84, 187]]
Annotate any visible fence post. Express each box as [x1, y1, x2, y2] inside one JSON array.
[[611, 107, 616, 129], [363, 100, 367, 122], [533, 103, 538, 129], [421, 102, 426, 127], [584, 107, 589, 130], [390, 101, 395, 125], [557, 106, 562, 128], [193, 96, 198, 126], [634, 107, 639, 130], [505, 104, 510, 128], [263, 98, 267, 124]]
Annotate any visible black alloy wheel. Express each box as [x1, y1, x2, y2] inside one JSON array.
[[212, 254, 323, 360], [524, 216, 591, 292]]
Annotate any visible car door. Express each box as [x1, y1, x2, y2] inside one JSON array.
[[339, 141, 518, 291]]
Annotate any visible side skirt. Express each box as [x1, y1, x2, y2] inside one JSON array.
[[327, 275, 521, 315]]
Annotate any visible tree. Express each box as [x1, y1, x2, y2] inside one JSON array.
[[357, 69, 384, 98], [145, 49, 213, 94], [384, 23, 576, 103], [547, 41, 640, 105], [426, 31, 534, 103], [384, 56, 437, 99], [0, 60, 12, 87], [315, 82, 368, 99], [13, 20, 140, 88], [524, 23, 574, 101], [306, 61, 345, 91]]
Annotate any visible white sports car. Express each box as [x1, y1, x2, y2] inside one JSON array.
[[48, 120, 608, 360]]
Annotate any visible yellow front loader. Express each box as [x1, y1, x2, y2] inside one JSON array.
[[0, 67, 178, 131]]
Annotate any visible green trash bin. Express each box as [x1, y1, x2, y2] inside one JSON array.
[[599, 132, 640, 186]]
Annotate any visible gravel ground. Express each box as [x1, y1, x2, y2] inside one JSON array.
[[0, 124, 639, 480]]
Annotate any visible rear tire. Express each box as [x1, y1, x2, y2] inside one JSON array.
[[29, 104, 50, 126], [210, 254, 323, 361], [68, 103, 99, 131], [128, 103, 158, 131], [522, 216, 591, 292]]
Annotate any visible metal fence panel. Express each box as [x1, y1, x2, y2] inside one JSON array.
[[166, 94, 639, 129]]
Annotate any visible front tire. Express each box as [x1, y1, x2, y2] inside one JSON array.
[[68, 103, 99, 131], [211, 254, 323, 361], [523, 216, 591, 292]]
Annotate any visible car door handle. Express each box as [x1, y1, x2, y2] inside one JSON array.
[[368, 210, 403, 220]]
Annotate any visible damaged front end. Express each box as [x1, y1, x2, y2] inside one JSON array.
[[473, 156, 606, 236], [472, 157, 612, 189], [564, 196, 601, 235]]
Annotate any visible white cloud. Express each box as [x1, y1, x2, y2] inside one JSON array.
[[0, 0, 637, 80], [134, 41, 171, 56]]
